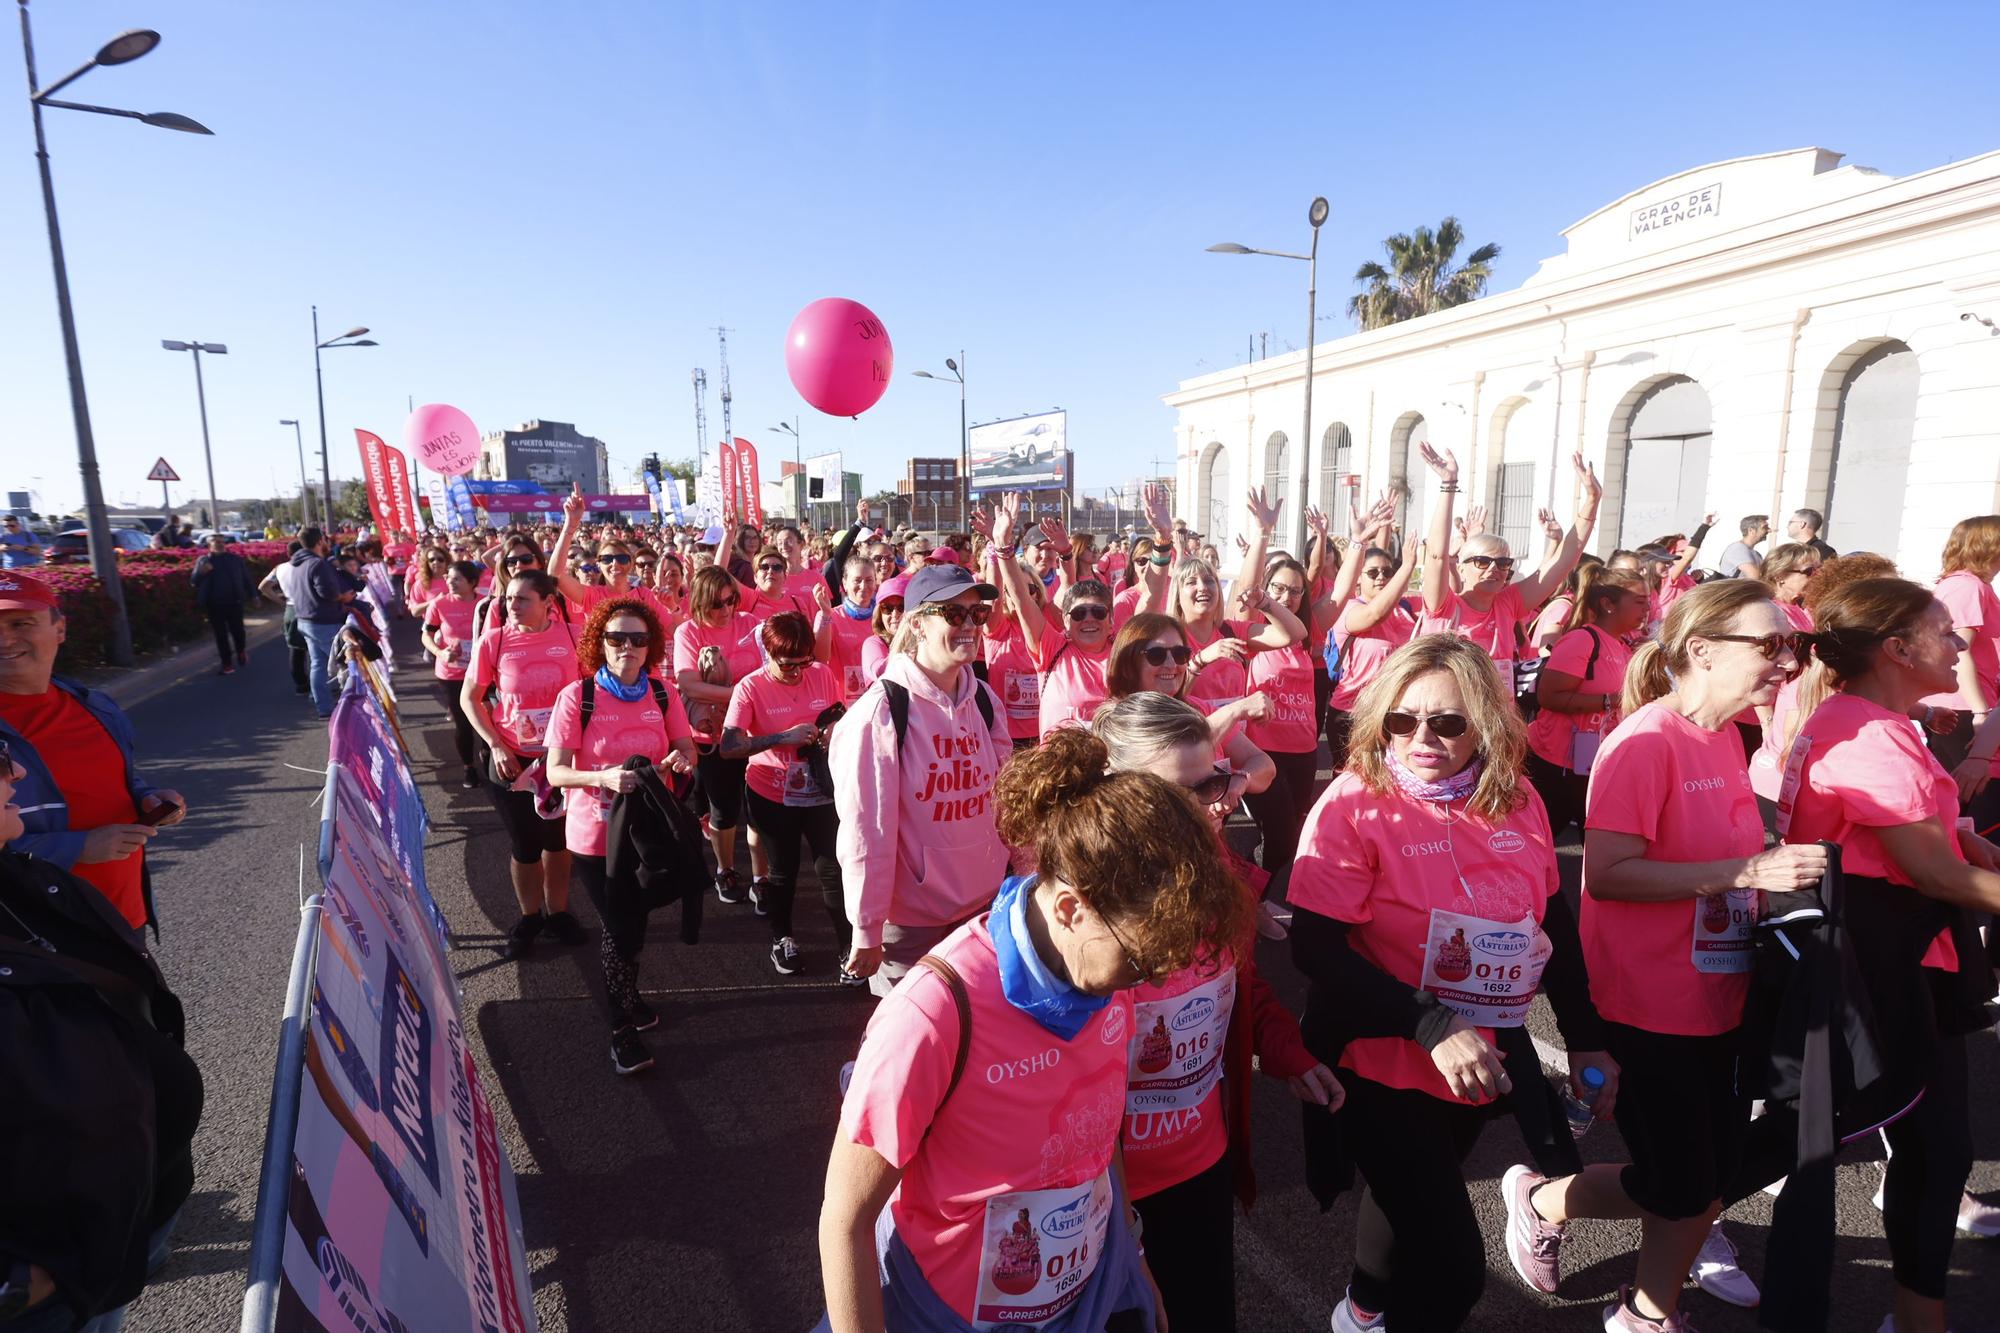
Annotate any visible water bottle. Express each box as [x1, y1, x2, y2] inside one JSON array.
[[1562, 1065, 1607, 1139]]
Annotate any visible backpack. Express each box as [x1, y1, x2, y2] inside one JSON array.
[[1323, 598, 1415, 683], [883, 678, 996, 755], [914, 953, 973, 1123], [578, 674, 675, 735]]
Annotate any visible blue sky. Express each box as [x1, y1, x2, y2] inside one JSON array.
[[5, 0, 1994, 517]]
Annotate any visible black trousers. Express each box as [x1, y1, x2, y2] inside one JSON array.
[[1324, 708, 1355, 772], [574, 852, 645, 1032], [1131, 1151, 1235, 1332], [206, 602, 246, 664], [486, 779, 567, 863], [1244, 748, 1320, 894], [744, 788, 850, 951], [1523, 749, 1588, 839], [439, 680, 478, 768]]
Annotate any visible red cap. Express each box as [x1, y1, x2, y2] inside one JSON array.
[[0, 572, 57, 613]]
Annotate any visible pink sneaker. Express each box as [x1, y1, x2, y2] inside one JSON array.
[[1500, 1163, 1565, 1294], [1602, 1286, 1700, 1332]]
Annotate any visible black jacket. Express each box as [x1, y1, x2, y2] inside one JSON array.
[[191, 549, 255, 608], [604, 758, 707, 945], [0, 851, 202, 1324]]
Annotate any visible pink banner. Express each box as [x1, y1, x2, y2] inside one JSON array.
[[354, 430, 398, 535], [382, 443, 420, 536], [478, 493, 651, 515], [735, 437, 764, 527], [719, 440, 740, 529]]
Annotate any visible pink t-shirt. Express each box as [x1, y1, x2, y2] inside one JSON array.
[[1525, 626, 1632, 770], [544, 674, 694, 856], [1923, 570, 2000, 712], [424, 595, 479, 681], [1331, 597, 1420, 713], [1123, 951, 1235, 1200], [1246, 642, 1318, 754], [1032, 621, 1111, 738], [1778, 600, 1814, 633], [982, 617, 1042, 743], [743, 583, 815, 626], [1580, 703, 1767, 1036], [1656, 574, 1696, 623], [1288, 772, 1560, 1103], [724, 662, 840, 805], [468, 620, 582, 752], [784, 568, 824, 603], [1530, 596, 1574, 651], [672, 613, 764, 745], [816, 607, 878, 703], [1422, 584, 1528, 664], [839, 916, 1133, 1323], [1183, 620, 1250, 707]]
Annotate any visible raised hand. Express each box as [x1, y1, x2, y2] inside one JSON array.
[[1537, 507, 1563, 544], [969, 504, 994, 542], [1245, 485, 1282, 534], [1418, 442, 1459, 484], [1234, 534, 1250, 556], [562, 483, 587, 524], [991, 493, 1023, 549], [1450, 517, 1468, 557], [1305, 505, 1330, 540], [1363, 493, 1397, 543], [1038, 516, 1073, 555], [1573, 452, 1603, 505], [1143, 482, 1174, 538], [1463, 504, 1488, 538], [1703, 512, 1718, 528]]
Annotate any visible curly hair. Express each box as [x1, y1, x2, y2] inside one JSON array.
[[1346, 634, 1527, 821], [1803, 552, 1896, 617], [1106, 612, 1189, 699], [576, 595, 667, 677], [994, 728, 1251, 978], [1941, 515, 2000, 578]]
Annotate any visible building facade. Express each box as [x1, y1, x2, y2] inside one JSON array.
[[1164, 147, 2000, 578], [477, 420, 610, 495], [896, 457, 964, 532]]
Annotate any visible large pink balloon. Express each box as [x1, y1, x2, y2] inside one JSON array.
[[784, 298, 893, 417], [406, 403, 482, 476]]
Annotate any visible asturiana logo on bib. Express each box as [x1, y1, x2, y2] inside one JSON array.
[[1475, 929, 1531, 956], [1099, 1004, 1128, 1045], [1488, 830, 1526, 854], [1171, 996, 1216, 1032], [1040, 1194, 1091, 1241]]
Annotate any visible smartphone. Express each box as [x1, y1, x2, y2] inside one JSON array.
[[138, 799, 181, 828]]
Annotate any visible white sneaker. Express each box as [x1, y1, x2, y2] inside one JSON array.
[[1331, 1289, 1386, 1332], [1688, 1221, 1759, 1308], [1256, 899, 1291, 941], [1958, 1193, 2000, 1237]]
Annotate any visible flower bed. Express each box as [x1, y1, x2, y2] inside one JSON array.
[[49, 542, 288, 672]]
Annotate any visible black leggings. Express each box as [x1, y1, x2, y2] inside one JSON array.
[[1131, 1152, 1235, 1332], [1244, 748, 1320, 893], [574, 853, 644, 1032], [206, 602, 246, 664], [440, 680, 478, 768], [1341, 1073, 1496, 1331], [694, 747, 746, 831], [744, 789, 851, 952], [1523, 749, 1588, 839], [486, 779, 567, 863]]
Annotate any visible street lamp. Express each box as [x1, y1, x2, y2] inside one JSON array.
[[1207, 196, 1330, 558], [771, 419, 801, 523], [913, 353, 968, 528], [19, 4, 212, 665], [312, 309, 376, 531], [279, 419, 311, 525], [160, 341, 225, 532]]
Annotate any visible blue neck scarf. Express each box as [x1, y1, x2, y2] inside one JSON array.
[[594, 665, 648, 702], [991, 875, 1110, 1039], [841, 598, 874, 619]]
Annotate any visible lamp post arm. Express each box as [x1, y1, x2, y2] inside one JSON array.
[[33, 96, 144, 120], [1298, 226, 1320, 559]]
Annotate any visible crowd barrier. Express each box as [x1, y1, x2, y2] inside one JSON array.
[[241, 659, 537, 1333]]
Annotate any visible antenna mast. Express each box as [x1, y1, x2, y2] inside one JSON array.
[[713, 325, 736, 450], [691, 368, 709, 470]]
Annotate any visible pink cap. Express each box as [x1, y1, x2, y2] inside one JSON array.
[[878, 573, 913, 602], [924, 546, 960, 566]]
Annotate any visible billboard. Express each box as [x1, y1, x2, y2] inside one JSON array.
[[968, 411, 1068, 493], [493, 423, 603, 493]]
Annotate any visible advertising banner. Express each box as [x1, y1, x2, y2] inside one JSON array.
[[382, 444, 420, 537], [423, 474, 451, 534], [463, 480, 548, 498], [735, 438, 764, 527], [497, 430, 598, 492], [354, 431, 399, 536], [719, 439, 740, 530], [968, 411, 1069, 493], [446, 477, 477, 530], [641, 468, 662, 518], [270, 677, 535, 1333], [479, 493, 651, 515]]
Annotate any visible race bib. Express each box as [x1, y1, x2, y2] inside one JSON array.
[[1569, 725, 1605, 775], [781, 757, 831, 808], [1420, 907, 1551, 1027], [974, 1172, 1111, 1328], [1126, 969, 1234, 1115], [513, 705, 553, 748], [843, 663, 866, 701], [1774, 732, 1812, 838], [1692, 890, 1758, 974], [449, 639, 470, 666], [1001, 671, 1041, 721]]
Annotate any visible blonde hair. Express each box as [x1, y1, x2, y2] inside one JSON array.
[[1563, 564, 1648, 634], [1940, 515, 2000, 578], [1759, 542, 1819, 596], [1623, 579, 1777, 714], [1346, 635, 1527, 822], [1093, 691, 1212, 770]]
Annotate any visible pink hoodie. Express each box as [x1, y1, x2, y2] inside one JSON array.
[[830, 652, 1012, 948]]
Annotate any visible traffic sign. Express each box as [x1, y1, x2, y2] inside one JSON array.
[[147, 458, 181, 482]]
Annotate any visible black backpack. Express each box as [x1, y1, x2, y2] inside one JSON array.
[[578, 674, 674, 735], [882, 678, 997, 755]]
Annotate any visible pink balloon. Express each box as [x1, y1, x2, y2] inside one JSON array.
[[406, 403, 482, 476], [784, 298, 893, 417]]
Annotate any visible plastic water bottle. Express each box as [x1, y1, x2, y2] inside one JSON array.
[[1562, 1065, 1607, 1139]]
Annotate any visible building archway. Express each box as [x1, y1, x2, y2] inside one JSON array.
[[1319, 423, 1354, 537], [1605, 375, 1712, 552], [1817, 341, 1917, 558], [1263, 431, 1291, 513], [1387, 412, 1431, 544], [1486, 396, 1538, 557], [1197, 441, 1230, 548]]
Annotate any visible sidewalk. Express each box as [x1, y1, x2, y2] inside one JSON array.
[[72, 609, 288, 711]]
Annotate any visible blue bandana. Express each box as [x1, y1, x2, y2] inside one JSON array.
[[594, 665, 648, 703], [841, 598, 874, 619], [991, 874, 1110, 1039]]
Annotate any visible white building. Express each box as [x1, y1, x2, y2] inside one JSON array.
[[1164, 147, 2000, 578]]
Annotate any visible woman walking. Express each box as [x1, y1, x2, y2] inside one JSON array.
[[421, 560, 484, 789]]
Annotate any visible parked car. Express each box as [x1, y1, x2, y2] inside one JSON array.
[[46, 527, 154, 563]]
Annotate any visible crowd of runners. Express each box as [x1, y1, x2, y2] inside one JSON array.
[[311, 461, 2000, 1333]]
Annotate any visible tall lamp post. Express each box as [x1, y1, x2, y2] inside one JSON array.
[[771, 418, 801, 522], [160, 340, 224, 531], [1207, 196, 1330, 559], [311, 308, 375, 530], [913, 353, 967, 529], [279, 418, 312, 525], [20, 6, 211, 665]]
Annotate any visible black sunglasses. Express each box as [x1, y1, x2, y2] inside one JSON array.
[[756, 561, 788, 574], [599, 553, 633, 565], [503, 553, 539, 567], [602, 630, 651, 648], [1704, 632, 1807, 664], [1189, 764, 1235, 805], [1140, 644, 1191, 667], [773, 655, 814, 671], [920, 602, 993, 628], [1461, 555, 1515, 571], [1066, 604, 1110, 622], [1384, 710, 1470, 739]]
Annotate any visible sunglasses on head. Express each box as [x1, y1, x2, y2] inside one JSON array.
[[602, 630, 650, 648], [920, 602, 993, 628], [1066, 604, 1110, 622], [1384, 710, 1470, 739], [1461, 554, 1515, 571], [1140, 644, 1191, 667], [1704, 632, 1808, 664]]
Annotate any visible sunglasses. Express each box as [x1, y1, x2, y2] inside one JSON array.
[[579, 563, 600, 574], [598, 553, 633, 565], [920, 602, 993, 628], [756, 562, 787, 574], [1139, 644, 1192, 667], [1461, 555, 1515, 571], [1066, 604, 1110, 622], [1384, 710, 1471, 739], [1098, 909, 1167, 985], [716, 595, 739, 610], [1361, 566, 1395, 579], [602, 630, 650, 648], [503, 554, 538, 566], [1704, 632, 1807, 663], [1189, 763, 1235, 806], [774, 656, 813, 671]]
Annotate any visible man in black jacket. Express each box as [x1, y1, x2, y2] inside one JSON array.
[[192, 534, 257, 676]]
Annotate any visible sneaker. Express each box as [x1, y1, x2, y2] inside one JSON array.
[[771, 936, 801, 975], [219, 663, 236, 676], [460, 766, 480, 790], [1689, 1221, 1759, 1307], [624, 998, 660, 1032], [748, 877, 770, 916], [1256, 899, 1291, 941], [238, 649, 249, 667], [1331, 1289, 1386, 1332], [610, 1026, 654, 1076], [1959, 1193, 2000, 1237], [837, 965, 868, 988], [714, 868, 744, 904], [542, 910, 586, 945], [1603, 1287, 1696, 1332], [1499, 1164, 1565, 1294], [499, 913, 544, 960]]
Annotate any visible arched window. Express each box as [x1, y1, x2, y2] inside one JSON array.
[[1617, 376, 1711, 550], [1264, 431, 1291, 512], [1202, 444, 1230, 549], [1319, 423, 1353, 536], [1825, 343, 1916, 558]]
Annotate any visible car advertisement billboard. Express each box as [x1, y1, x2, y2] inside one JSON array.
[[968, 411, 1068, 493]]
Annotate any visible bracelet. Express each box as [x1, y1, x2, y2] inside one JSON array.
[[994, 546, 1018, 560], [1439, 482, 1460, 493], [1149, 552, 1172, 567]]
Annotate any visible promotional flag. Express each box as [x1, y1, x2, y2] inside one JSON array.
[[354, 431, 398, 535], [423, 474, 450, 533], [446, 477, 477, 530], [382, 443, 420, 537], [734, 438, 764, 527], [667, 474, 687, 524], [641, 467, 662, 517], [719, 440, 740, 530]]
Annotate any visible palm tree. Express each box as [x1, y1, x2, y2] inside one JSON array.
[[1348, 217, 1500, 331]]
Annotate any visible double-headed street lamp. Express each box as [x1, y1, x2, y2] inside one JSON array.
[[279, 419, 312, 525], [912, 353, 968, 528], [20, 3, 212, 665], [1208, 197, 1330, 559], [771, 419, 802, 523], [160, 340, 225, 532], [312, 309, 376, 529]]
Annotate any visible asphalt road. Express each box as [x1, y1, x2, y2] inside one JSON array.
[[120, 621, 2000, 1332]]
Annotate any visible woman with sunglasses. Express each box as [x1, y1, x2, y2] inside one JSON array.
[[545, 597, 697, 1075], [674, 566, 768, 905], [1757, 543, 1821, 633], [550, 485, 674, 625], [1084, 692, 1338, 1331], [1174, 490, 1295, 712], [1523, 564, 1649, 839], [1326, 530, 1422, 763], [742, 547, 816, 626], [405, 547, 450, 624], [1286, 634, 1613, 1333], [1417, 445, 1600, 683], [978, 546, 1051, 748], [421, 560, 486, 790], [829, 564, 1012, 995], [819, 727, 1252, 1333], [1105, 611, 1273, 814], [1541, 581, 1824, 1332], [470, 538, 548, 642], [861, 573, 910, 689], [721, 611, 855, 979], [464, 569, 584, 960]]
